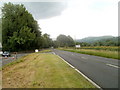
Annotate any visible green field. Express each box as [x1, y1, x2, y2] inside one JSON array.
[[79, 46, 119, 51], [2, 52, 95, 88], [59, 47, 119, 59]]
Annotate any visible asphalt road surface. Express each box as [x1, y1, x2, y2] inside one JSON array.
[[0, 53, 30, 67], [52, 49, 119, 89]]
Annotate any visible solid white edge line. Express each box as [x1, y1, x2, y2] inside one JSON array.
[[53, 52, 102, 89], [58, 55, 75, 69], [74, 68, 102, 89]]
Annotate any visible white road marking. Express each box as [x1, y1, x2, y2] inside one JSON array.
[[52, 52, 56, 55], [74, 68, 102, 89], [54, 52, 102, 89], [106, 64, 119, 68], [57, 55, 75, 69], [81, 57, 87, 59]]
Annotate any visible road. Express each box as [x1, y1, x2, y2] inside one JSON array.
[[52, 49, 119, 88], [0, 53, 30, 67]]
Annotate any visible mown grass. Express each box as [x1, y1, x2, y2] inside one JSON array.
[[59, 48, 119, 60], [2, 49, 51, 69], [0, 69, 1, 89], [38, 49, 52, 53], [2, 53, 95, 88]]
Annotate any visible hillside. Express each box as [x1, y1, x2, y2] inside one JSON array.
[[77, 36, 115, 43]]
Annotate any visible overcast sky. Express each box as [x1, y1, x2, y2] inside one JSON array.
[[1, 0, 119, 39]]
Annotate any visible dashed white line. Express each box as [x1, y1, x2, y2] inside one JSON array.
[[106, 64, 119, 68], [71, 54, 74, 55], [81, 57, 87, 59]]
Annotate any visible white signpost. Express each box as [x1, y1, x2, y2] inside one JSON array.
[[75, 45, 81, 48]]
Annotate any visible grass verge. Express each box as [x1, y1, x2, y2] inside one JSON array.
[[58, 48, 119, 60], [2, 53, 95, 88]]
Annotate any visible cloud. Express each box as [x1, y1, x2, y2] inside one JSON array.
[[1, 0, 119, 39], [38, 0, 118, 39], [21, 2, 68, 20], [1, 1, 67, 20]]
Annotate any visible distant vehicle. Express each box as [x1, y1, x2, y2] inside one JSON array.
[[2, 51, 11, 57]]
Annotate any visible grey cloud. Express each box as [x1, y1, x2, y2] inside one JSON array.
[[21, 2, 68, 20]]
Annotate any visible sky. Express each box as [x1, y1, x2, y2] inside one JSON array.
[[0, 0, 119, 39]]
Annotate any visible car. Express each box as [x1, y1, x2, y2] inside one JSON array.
[[2, 51, 11, 57]]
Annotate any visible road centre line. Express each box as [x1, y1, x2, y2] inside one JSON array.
[[81, 57, 87, 59], [53, 52, 102, 89], [52, 52, 55, 54], [106, 64, 119, 68]]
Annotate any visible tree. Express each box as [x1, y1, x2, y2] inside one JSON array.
[[0, 18, 2, 43], [67, 35, 75, 47], [8, 26, 35, 51], [42, 33, 53, 48], [2, 2, 42, 51], [52, 41, 59, 48], [56, 34, 75, 47]]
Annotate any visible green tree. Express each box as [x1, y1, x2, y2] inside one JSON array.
[[56, 34, 75, 47], [42, 33, 53, 48], [8, 26, 35, 51], [2, 2, 42, 51], [0, 18, 2, 43]]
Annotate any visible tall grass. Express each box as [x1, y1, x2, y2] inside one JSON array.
[[59, 48, 119, 60], [79, 46, 119, 51]]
